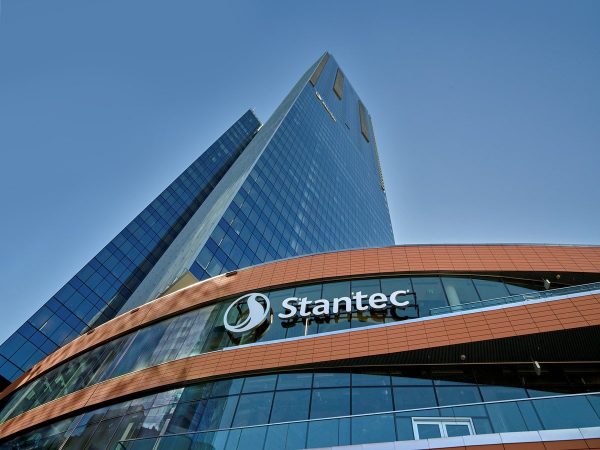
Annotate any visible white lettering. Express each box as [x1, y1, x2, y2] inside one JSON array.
[[332, 296, 352, 314], [299, 297, 313, 317], [390, 290, 410, 307], [279, 290, 412, 319], [353, 291, 369, 311], [312, 299, 330, 316], [368, 293, 388, 310], [279, 297, 298, 319]]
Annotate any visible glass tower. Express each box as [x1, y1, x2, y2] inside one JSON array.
[[0, 53, 394, 387]]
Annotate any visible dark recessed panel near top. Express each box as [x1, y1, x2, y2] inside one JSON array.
[[359, 101, 370, 142], [333, 69, 344, 99], [310, 53, 330, 87]]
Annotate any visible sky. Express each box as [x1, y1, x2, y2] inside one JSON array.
[[0, 0, 598, 341]]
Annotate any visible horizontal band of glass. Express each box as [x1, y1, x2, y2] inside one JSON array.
[[3, 364, 599, 450], [115, 392, 600, 450], [430, 281, 600, 315], [0, 275, 575, 424]]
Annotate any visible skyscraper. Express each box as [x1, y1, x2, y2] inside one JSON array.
[[1, 56, 600, 450], [0, 53, 394, 386]]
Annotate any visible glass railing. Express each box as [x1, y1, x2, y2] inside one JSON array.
[[429, 282, 600, 316], [116, 392, 600, 450]]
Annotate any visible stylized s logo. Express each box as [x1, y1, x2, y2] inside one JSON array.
[[223, 293, 271, 335]]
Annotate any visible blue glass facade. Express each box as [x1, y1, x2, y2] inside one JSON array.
[[190, 55, 394, 280], [0, 111, 261, 384], [0, 53, 395, 385], [0, 53, 598, 450], [0, 274, 546, 424], [3, 367, 600, 450]]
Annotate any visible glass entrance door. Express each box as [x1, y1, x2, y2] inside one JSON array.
[[412, 418, 474, 439]]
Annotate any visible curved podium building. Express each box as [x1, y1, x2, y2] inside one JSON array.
[[1, 244, 600, 449]]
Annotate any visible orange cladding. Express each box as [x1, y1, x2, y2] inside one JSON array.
[[0, 244, 599, 439]]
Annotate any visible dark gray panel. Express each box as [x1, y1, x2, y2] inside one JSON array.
[[359, 101, 370, 142], [309, 53, 330, 86], [370, 116, 385, 191], [333, 69, 344, 99], [310, 326, 600, 367]]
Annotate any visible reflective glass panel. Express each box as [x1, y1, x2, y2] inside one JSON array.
[[441, 277, 480, 307], [394, 387, 437, 410], [232, 392, 273, 427], [270, 390, 311, 422], [436, 386, 482, 406], [446, 423, 471, 437], [311, 388, 350, 419], [352, 387, 393, 414], [351, 414, 396, 445], [472, 279, 510, 300], [416, 423, 442, 438], [411, 277, 448, 314]]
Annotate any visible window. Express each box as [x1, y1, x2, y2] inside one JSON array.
[[472, 279, 510, 300], [441, 277, 480, 307], [412, 418, 474, 439], [318, 282, 351, 333], [259, 288, 295, 342], [394, 387, 437, 410], [242, 374, 277, 393], [313, 372, 350, 388], [411, 277, 448, 315], [436, 386, 482, 406], [291, 284, 323, 338], [351, 279, 385, 328], [208, 378, 243, 397], [352, 373, 390, 387], [311, 388, 350, 419], [307, 419, 350, 448], [506, 281, 538, 295], [352, 414, 396, 445], [352, 387, 393, 414], [276, 373, 312, 390], [232, 393, 273, 427], [165, 400, 206, 434], [380, 277, 413, 300], [264, 422, 307, 450], [199, 396, 238, 431], [480, 385, 527, 402], [270, 390, 310, 422]]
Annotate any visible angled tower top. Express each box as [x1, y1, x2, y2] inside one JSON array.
[[0, 53, 394, 385]]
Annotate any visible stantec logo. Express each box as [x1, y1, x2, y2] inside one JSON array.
[[223, 290, 412, 335], [223, 293, 271, 336], [278, 290, 411, 319]]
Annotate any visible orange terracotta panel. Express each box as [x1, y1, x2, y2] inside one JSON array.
[[461, 445, 504, 450], [0, 305, 587, 439], [502, 444, 545, 450], [542, 440, 589, 450], [1, 244, 599, 430]]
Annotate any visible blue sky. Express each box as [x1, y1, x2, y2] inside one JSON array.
[[0, 0, 598, 341]]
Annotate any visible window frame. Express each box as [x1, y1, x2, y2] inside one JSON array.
[[412, 417, 475, 439]]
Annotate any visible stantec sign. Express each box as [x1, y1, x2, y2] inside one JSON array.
[[224, 290, 411, 335], [279, 290, 411, 319]]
